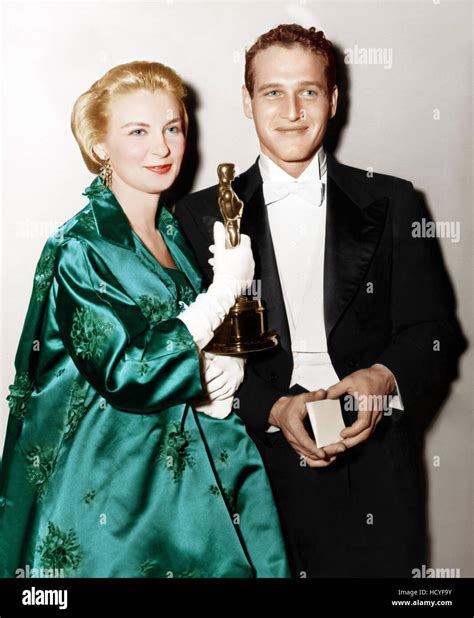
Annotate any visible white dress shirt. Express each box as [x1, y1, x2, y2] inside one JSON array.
[[259, 148, 403, 428], [260, 147, 341, 393]]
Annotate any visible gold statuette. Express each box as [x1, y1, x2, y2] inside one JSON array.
[[205, 163, 278, 355]]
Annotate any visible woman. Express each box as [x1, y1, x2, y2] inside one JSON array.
[[0, 61, 290, 578]]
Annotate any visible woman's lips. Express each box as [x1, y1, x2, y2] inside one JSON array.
[[144, 164, 172, 174]]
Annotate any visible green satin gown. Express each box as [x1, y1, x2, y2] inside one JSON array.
[[0, 176, 290, 578]]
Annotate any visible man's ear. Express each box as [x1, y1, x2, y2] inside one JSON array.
[[242, 85, 254, 119], [329, 85, 338, 119]]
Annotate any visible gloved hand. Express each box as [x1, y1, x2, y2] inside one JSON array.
[[178, 222, 254, 351], [195, 352, 246, 419], [201, 352, 246, 401], [208, 222, 254, 295]]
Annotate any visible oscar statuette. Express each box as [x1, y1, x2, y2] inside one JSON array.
[[205, 163, 278, 355]]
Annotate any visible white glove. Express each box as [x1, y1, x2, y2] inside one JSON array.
[[208, 222, 254, 290], [195, 352, 246, 419], [201, 352, 246, 401], [178, 222, 254, 351], [194, 397, 234, 419]]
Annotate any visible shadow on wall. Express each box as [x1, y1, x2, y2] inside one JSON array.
[[324, 42, 350, 156]]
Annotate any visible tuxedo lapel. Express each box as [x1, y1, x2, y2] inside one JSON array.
[[324, 155, 389, 339], [237, 168, 292, 355]]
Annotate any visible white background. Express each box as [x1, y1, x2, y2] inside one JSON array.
[[1, 0, 472, 575]]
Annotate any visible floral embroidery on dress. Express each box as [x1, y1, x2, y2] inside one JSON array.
[[33, 251, 56, 302], [25, 445, 56, 496], [166, 330, 192, 353], [137, 559, 156, 576], [70, 307, 114, 360], [82, 490, 96, 505], [64, 380, 89, 439], [159, 420, 195, 482], [137, 295, 176, 326], [209, 484, 220, 498], [7, 372, 34, 421], [209, 484, 236, 512], [138, 361, 150, 376], [177, 285, 195, 308], [37, 521, 82, 572], [78, 209, 97, 233], [219, 449, 229, 465], [82, 177, 108, 199]]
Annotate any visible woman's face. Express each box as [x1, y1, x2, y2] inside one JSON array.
[[94, 88, 186, 195]]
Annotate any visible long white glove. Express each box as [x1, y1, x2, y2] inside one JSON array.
[[178, 221, 254, 351], [195, 352, 246, 419]]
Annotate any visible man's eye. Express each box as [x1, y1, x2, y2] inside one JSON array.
[[130, 129, 146, 136], [266, 90, 280, 97], [302, 89, 318, 96]]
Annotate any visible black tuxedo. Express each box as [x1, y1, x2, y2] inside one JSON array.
[[174, 153, 465, 577]]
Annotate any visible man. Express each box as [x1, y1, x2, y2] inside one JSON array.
[[175, 24, 465, 577]]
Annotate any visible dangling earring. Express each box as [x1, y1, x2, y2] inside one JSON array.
[[100, 156, 113, 188]]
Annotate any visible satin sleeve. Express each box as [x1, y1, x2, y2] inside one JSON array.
[[54, 237, 204, 413]]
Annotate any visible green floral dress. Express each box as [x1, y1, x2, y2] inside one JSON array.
[[0, 176, 290, 578]]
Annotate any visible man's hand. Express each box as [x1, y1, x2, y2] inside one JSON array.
[[326, 363, 396, 448], [268, 390, 346, 468]]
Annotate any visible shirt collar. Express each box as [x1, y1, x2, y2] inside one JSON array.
[[258, 145, 327, 183]]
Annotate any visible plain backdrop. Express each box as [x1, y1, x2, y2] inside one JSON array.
[[1, 0, 472, 576]]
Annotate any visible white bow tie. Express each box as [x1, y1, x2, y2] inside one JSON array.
[[263, 179, 325, 207]]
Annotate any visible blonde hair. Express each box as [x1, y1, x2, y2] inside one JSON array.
[[71, 60, 188, 174]]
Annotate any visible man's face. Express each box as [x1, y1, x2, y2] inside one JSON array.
[[242, 44, 338, 177]]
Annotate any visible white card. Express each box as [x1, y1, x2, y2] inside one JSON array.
[[306, 399, 346, 448]]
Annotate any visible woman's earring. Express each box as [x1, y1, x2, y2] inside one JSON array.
[[100, 157, 113, 188]]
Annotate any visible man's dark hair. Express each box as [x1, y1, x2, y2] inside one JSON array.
[[244, 24, 337, 98]]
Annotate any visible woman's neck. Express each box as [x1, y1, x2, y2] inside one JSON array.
[[110, 176, 160, 234]]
